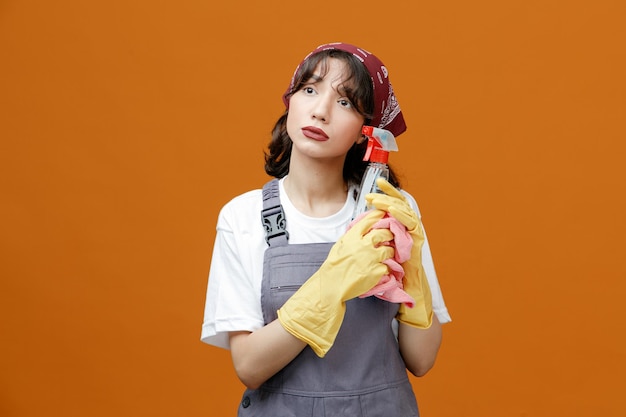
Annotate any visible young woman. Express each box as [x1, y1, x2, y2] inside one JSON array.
[[201, 42, 451, 416]]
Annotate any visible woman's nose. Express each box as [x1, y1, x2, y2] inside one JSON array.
[[311, 95, 332, 122]]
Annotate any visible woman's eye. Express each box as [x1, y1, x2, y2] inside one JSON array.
[[338, 99, 353, 108], [302, 86, 315, 95]]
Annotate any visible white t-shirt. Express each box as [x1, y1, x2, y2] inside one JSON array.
[[201, 178, 451, 349]]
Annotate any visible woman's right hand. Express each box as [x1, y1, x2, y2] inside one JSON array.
[[277, 209, 395, 357], [321, 208, 396, 300]]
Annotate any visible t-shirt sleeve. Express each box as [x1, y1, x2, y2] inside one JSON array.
[[200, 201, 266, 349], [402, 191, 452, 324]]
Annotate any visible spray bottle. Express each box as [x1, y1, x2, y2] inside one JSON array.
[[353, 125, 399, 219]]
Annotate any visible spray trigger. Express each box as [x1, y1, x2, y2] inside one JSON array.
[[361, 126, 398, 161]]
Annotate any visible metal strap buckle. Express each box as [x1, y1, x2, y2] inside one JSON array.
[[261, 205, 289, 244]]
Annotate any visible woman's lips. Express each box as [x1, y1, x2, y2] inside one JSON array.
[[302, 126, 329, 141]]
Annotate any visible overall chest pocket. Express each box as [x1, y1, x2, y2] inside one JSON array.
[[261, 243, 332, 324]]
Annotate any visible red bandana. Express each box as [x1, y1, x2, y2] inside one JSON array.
[[283, 42, 407, 137]]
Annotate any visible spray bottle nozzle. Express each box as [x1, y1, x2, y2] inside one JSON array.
[[361, 126, 399, 162]]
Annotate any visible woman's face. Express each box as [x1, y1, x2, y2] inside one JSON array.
[[286, 58, 365, 164]]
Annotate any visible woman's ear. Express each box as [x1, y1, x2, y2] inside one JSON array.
[[356, 133, 367, 145]]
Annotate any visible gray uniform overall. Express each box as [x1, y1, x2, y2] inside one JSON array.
[[237, 179, 419, 417]]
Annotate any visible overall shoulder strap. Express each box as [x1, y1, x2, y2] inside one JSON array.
[[261, 179, 289, 246]]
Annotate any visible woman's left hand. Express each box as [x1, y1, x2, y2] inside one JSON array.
[[365, 178, 418, 232], [365, 178, 433, 329]]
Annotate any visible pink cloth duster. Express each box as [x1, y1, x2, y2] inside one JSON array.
[[349, 212, 415, 307]]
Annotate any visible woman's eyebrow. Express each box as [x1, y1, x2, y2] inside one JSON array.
[[334, 80, 358, 98], [303, 74, 324, 84], [337, 84, 352, 95]]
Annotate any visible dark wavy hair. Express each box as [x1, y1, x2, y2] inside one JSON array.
[[264, 49, 401, 189]]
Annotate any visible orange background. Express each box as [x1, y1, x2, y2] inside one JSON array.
[[1, 1, 625, 416]]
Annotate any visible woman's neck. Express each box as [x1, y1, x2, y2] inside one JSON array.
[[283, 164, 348, 218]]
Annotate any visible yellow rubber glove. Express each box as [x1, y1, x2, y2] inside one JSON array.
[[277, 209, 395, 357], [366, 178, 433, 329]]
